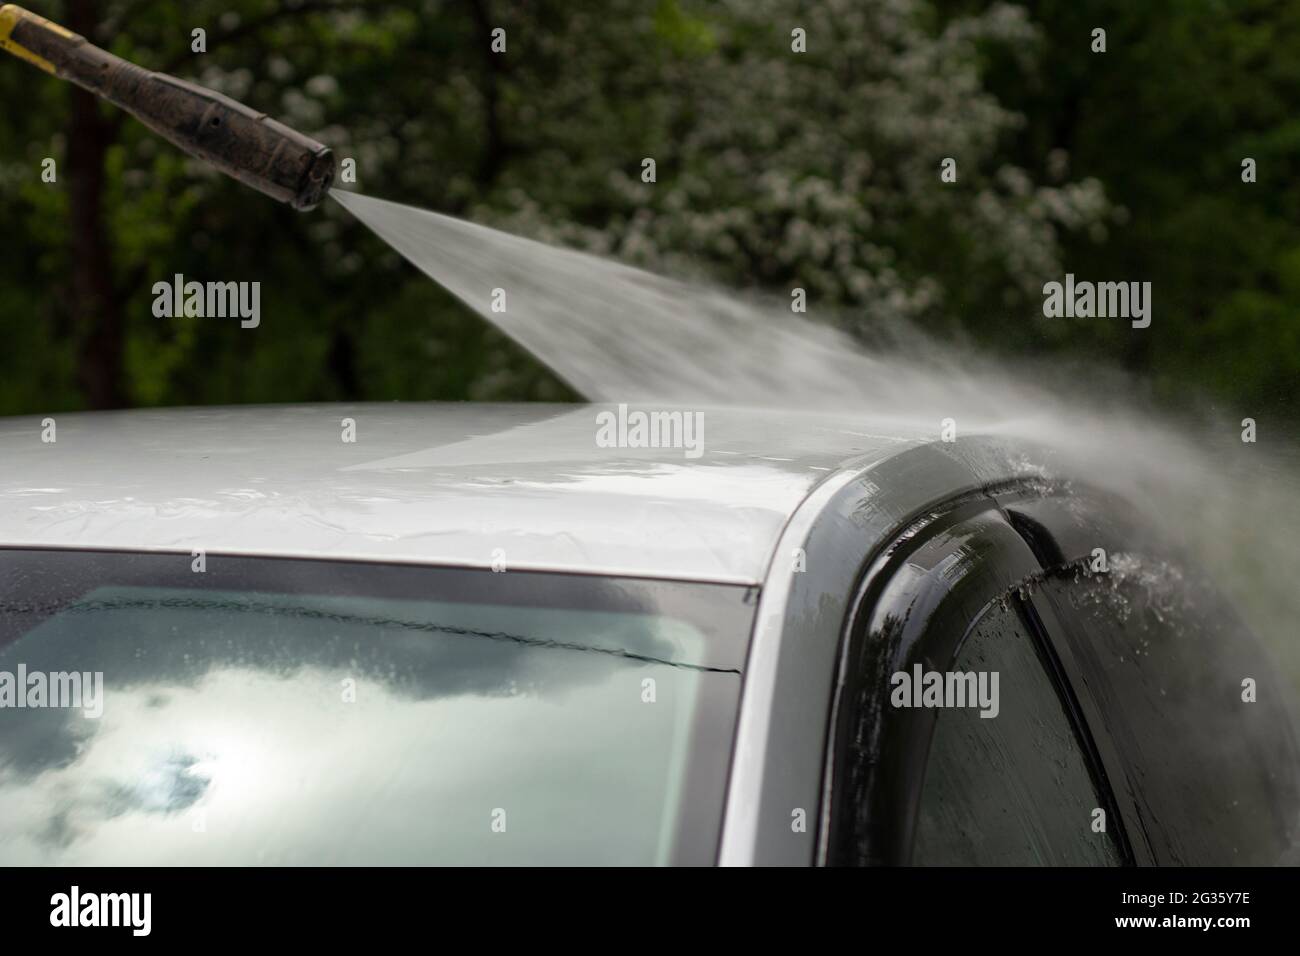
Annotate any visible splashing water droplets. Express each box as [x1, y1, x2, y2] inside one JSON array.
[[332, 189, 1300, 683]]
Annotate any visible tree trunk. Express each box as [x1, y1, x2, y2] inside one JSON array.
[[66, 0, 125, 408], [467, 0, 507, 187]]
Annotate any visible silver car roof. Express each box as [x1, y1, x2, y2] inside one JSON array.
[[0, 402, 936, 584]]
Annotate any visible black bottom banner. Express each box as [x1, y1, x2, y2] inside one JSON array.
[[0, 865, 1289, 942]]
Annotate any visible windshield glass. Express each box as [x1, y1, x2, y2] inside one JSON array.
[[0, 550, 752, 865]]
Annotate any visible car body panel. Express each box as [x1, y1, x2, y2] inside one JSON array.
[[0, 403, 925, 584], [1, 405, 1071, 867], [8, 403, 1282, 866]]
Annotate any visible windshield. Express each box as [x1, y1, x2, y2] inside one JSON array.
[[0, 550, 752, 865]]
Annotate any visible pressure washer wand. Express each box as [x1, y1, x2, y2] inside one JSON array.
[[0, 4, 334, 210]]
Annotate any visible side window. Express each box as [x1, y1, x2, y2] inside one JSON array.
[[912, 601, 1123, 865]]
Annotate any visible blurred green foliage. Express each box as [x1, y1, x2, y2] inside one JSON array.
[[0, 0, 1295, 420], [938, 0, 1300, 419]]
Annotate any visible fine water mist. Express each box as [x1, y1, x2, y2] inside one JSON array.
[[332, 189, 1299, 691]]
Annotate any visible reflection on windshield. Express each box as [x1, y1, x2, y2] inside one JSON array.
[[0, 584, 728, 865]]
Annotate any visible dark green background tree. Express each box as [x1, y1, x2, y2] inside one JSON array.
[[0, 0, 1295, 421]]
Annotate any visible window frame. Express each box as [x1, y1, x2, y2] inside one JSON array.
[[820, 487, 1134, 866]]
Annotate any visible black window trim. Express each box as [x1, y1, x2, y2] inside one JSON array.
[[819, 484, 1136, 865]]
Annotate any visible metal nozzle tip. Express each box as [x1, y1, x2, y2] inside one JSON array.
[[293, 147, 336, 211]]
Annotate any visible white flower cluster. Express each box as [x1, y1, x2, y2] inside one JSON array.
[[479, 0, 1111, 332]]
